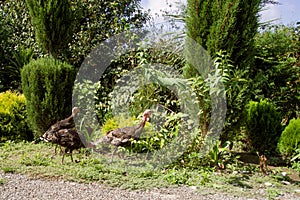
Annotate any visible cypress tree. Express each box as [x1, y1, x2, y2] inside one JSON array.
[[26, 0, 77, 59], [184, 0, 262, 143], [184, 0, 261, 77], [21, 57, 76, 137]]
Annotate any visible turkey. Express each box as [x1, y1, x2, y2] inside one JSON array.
[[41, 107, 95, 164], [43, 107, 79, 135], [41, 107, 79, 154], [42, 127, 94, 164], [95, 109, 152, 162]]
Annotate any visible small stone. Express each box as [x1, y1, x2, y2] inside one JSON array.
[[232, 171, 239, 175], [190, 186, 197, 190], [264, 182, 273, 187], [241, 170, 251, 174], [281, 181, 291, 185], [281, 172, 287, 177]]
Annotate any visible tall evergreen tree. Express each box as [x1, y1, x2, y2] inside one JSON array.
[[184, 0, 261, 77], [26, 0, 77, 59], [184, 0, 263, 143]]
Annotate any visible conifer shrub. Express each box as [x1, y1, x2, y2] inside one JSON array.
[[0, 90, 33, 141], [244, 99, 282, 154], [21, 57, 76, 138], [277, 118, 300, 157]]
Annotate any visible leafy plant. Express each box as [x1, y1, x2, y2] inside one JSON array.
[[244, 99, 282, 154], [277, 118, 300, 157], [0, 91, 33, 142], [163, 167, 193, 185], [21, 57, 76, 137], [291, 149, 300, 162], [186, 50, 249, 149], [0, 47, 34, 92], [68, 0, 149, 68], [291, 149, 300, 175], [0, 1, 42, 92], [19, 153, 51, 166], [207, 140, 231, 169], [253, 25, 300, 122], [266, 187, 281, 200]]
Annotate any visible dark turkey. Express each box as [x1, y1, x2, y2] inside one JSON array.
[[42, 127, 94, 164], [95, 109, 152, 162], [41, 107, 95, 163], [43, 107, 79, 135], [41, 107, 79, 154]]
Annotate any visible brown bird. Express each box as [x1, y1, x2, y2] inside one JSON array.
[[41, 107, 95, 164], [41, 107, 79, 154], [95, 109, 152, 162], [42, 127, 94, 164], [44, 107, 79, 134]]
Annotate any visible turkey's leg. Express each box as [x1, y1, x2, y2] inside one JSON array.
[[61, 152, 65, 164], [54, 144, 63, 155], [54, 144, 58, 155], [69, 150, 74, 162], [110, 147, 118, 163], [61, 148, 68, 164]]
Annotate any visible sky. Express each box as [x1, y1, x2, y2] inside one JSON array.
[[141, 0, 300, 25]]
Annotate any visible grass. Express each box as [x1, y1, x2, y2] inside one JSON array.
[[0, 141, 299, 199]]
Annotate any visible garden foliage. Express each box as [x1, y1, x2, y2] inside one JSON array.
[[245, 99, 282, 154], [21, 57, 76, 137], [100, 113, 184, 154], [253, 25, 300, 121], [277, 118, 300, 157], [26, 0, 77, 58], [0, 91, 33, 141]]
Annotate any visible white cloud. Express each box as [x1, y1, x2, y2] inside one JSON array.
[[260, 4, 282, 23], [260, 1, 300, 24]]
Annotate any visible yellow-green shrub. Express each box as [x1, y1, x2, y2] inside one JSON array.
[[0, 91, 33, 142], [277, 118, 300, 157], [244, 99, 282, 154]]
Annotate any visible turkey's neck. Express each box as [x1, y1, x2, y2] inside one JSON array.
[[137, 117, 145, 128], [141, 115, 148, 126], [134, 115, 147, 137]]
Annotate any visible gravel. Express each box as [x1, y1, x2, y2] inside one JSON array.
[[1, 171, 299, 200]]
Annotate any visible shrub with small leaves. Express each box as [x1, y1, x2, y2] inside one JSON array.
[[0, 90, 33, 142], [244, 99, 282, 154], [277, 118, 300, 157], [21, 57, 76, 138]]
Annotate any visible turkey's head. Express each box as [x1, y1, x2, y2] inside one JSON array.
[[142, 109, 152, 122], [72, 107, 80, 116]]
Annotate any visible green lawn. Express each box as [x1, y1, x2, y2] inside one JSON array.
[[0, 141, 299, 199]]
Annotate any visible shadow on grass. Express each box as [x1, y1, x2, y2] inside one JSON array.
[[227, 175, 253, 189]]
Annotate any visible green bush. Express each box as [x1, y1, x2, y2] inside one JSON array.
[[21, 57, 76, 138], [245, 99, 282, 154], [0, 90, 33, 141], [277, 118, 300, 157]]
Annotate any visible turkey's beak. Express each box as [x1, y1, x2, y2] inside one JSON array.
[[146, 114, 151, 122]]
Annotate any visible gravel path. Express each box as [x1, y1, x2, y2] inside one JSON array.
[[1, 171, 299, 200]]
